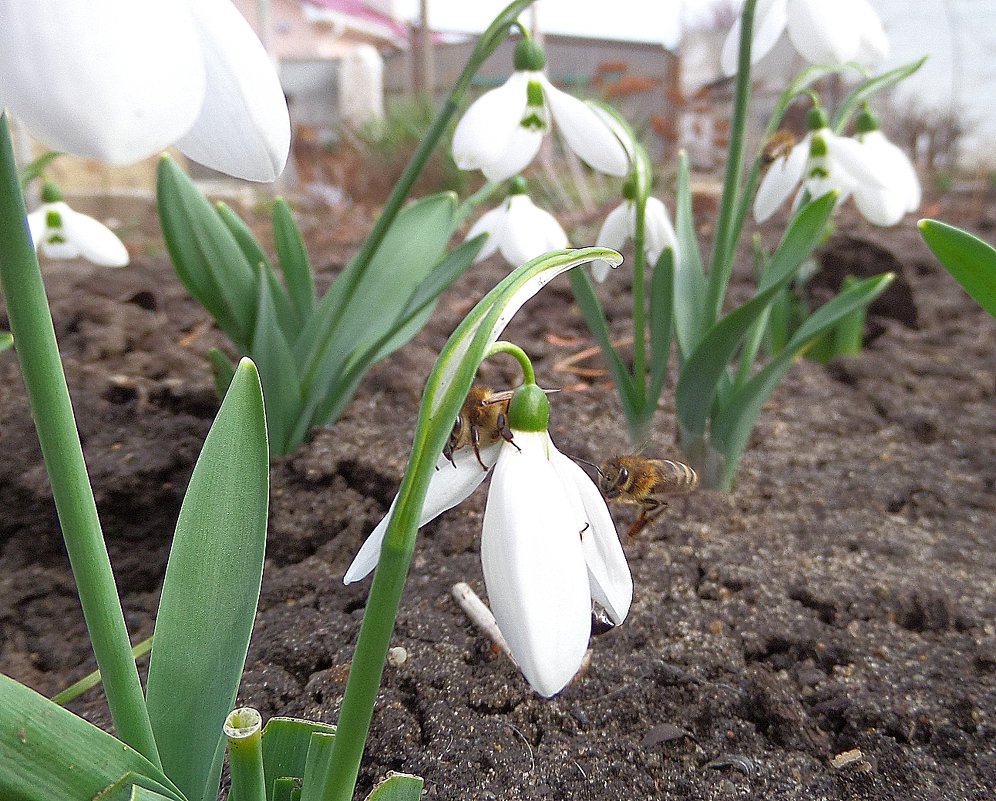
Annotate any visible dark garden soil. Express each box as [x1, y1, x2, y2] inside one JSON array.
[[1, 189, 994, 801]]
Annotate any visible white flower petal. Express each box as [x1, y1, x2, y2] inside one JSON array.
[[593, 202, 630, 282], [174, 0, 290, 182], [60, 207, 129, 267], [481, 434, 591, 697], [860, 131, 921, 211], [853, 0, 889, 63], [549, 449, 632, 625], [0, 0, 204, 164], [480, 125, 543, 183], [452, 72, 530, 173], [466, 205, 508, 263], [343, 444, 499, 584], [644, 197, 679, 266], [826, 131, 889, 188], [721, 0, 789, 75], [753, 135, 808, 222], [500, 195, 568, 267], [541, 80, 629, 176], [786, 0, 859, 64], [26, 208, 46, 248]]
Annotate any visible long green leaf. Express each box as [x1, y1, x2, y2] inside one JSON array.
[[832, 57, 928, 132], [673, 151, 707, 358], [711, 273, 894, 489], [258, 718, 336, 801], [273, 199, 316, 322], [649, 248, 675, 404], [676, 192, 837, 439], [157, 157, 259, 347], [918, 219, 996, 317], [365, 774, 424, 801], [299, 732, 336, 801], [0, 675, 184, 801], [145, 359, 269, 801]]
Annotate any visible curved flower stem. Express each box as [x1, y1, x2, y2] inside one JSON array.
[[705, 0, 757, 324], [0, 113, 160, 767], [631, 192, 648, 401], [486, 340, 535, 385]]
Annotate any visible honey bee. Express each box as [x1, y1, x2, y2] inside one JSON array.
[[761, 129, 797, 166], [596, 455, 698, 538], [443, 386, 517, 470]]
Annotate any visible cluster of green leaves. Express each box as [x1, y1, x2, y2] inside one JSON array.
[[157, 156, 485, 456], [919, 219, 996, 317]]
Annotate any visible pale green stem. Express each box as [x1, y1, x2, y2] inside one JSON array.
[[486, 340, 535, 385], [0, 113, 160, 767]]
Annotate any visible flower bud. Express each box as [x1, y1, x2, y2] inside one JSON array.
[[507, 383, 550, 432]]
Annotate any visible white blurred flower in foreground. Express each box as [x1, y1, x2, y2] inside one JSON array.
[[754, 109, 897, 225], [452, 39, 628, 182], [0, 0, 290, 181], [851, 111, 921, 226], [28, 193, 128, 267], [466, 178, 568, 268], [722, 0, 888, 76], [593, 194, 678, 282], [345, 384, 632, 698]]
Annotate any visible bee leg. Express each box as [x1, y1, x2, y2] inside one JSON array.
[[442, 441, 457, 468], [496, 413, 520, 452], [627, 500, 667, 538], [470, 425, 489, 471], [579, 522, 590, 539]]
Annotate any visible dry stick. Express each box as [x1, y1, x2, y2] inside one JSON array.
[[451, 582, 515, 663]]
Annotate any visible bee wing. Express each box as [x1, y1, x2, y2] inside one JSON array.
[[479, 387, 560, 406]]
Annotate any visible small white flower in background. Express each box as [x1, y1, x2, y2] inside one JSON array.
[[345, 384, 632, 698], [753, 108, 898, 226], [593, 189, 679, 282], [852, 111, 921, 227], [27, 186, 128, 267], [452, 38, 629, 182], [0, 0, 290, 182], [722, 0, 889, 76], [466, 177, 568, 268]]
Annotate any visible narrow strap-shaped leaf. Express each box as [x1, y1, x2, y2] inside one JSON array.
[[832, 57, 928, 132], [299, 732, 336, 801], [673, 151, 707, 358], [259, 718, 336, 800], [364, 773, 425, 801], [676, 192, 837, 439], [569, 268, 642, 421], [711, 273, 894, 489], [145, 359, 269, 801], [249, 263, 303, 455], [157, 157, 258, 347], [649, 248, 675, 405], [216, 202, 299, 339], [919, 219, 996, 317], [0, 675, 184, 801], [273, 199, 316, 322]]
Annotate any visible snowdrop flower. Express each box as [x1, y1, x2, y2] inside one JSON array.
[[593, 184, 678, 282], [753, 108, 893, 225], [0, 0, 290, 181], [27, 185, 128, 267], [452, 38, 628, 182], [721, 0, 889, 76], [346, 383, 632, 698], [851, 110, 921, 227], [466, 177, 568, 268]]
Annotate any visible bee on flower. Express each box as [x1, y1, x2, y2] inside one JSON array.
[[451, 37, 629, 183]]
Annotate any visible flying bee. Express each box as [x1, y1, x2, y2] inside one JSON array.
[[596, 455, 698, 538], [761, 129, 797, 166], [443, 386, 517, 470]]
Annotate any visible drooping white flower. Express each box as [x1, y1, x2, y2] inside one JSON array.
[[753, 109, 895, 225], [27, 200, 128, 267], [0, 0, 290, 181], [593, 195, 678, 282], [466, 179, 568, 268], [721, 0, 889, 76], [452, 39, 628, 182], [851, 113, 921, 227]]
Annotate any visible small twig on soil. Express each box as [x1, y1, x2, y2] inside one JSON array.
[[451, 581, 516, 664], [505, 723, 536, 774]]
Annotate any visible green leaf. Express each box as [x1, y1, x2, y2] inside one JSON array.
[[0, 330, 13, 351], [364, 773, 424, 801], [273, 199, 316, 323], [918, 219, 996, 317], [673, 151, 707, 357], [568, 268, 642, 421], [299, 732, 336, 801], [711, 273, 894, 489], [19, 150, 62, 190], [832, 58, 928, 132], [271, 778, 301, 801], [207, 348, 236, 400], [258, 717, 336, 801], [676, 191, 837, 439], [145, 359, 269, 801], [249, 263, 303, 455], [649, 247, 675, 405], [215, 202, 298, 340], [129, 788, 180, 801], [0, 675, 184, 801], [156, 156, 258, 346]]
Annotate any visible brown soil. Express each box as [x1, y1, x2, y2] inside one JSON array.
[[1, 191, 994, 801]]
